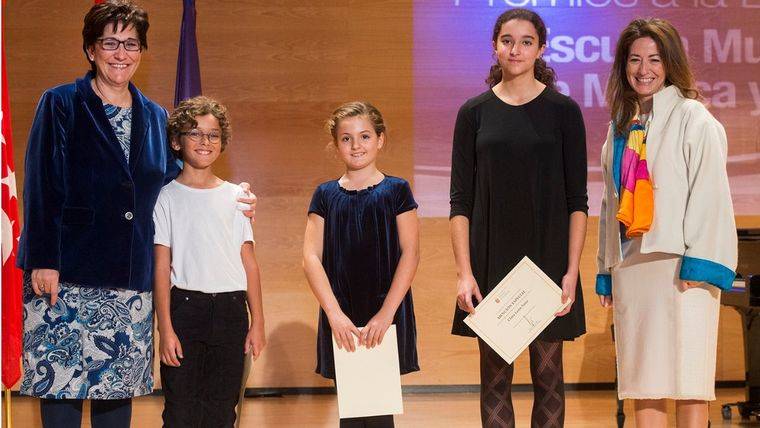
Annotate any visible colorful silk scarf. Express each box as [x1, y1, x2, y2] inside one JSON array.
[[615, 118, 654, 238]]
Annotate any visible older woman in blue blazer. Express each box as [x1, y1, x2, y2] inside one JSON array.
[[19, 2, 197, 427]]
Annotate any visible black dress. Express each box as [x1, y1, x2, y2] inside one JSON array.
[[308, 175, 420, 378], [449, 88, 588, 340]]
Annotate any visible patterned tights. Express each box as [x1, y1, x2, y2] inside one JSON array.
[[478, 339, 565, 428]]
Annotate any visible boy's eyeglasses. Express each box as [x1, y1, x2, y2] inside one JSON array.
[[96, 37, 142, 52], [180, 129, 222, 144]]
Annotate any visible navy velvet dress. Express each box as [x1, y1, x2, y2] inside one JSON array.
[[308, 175, 420, 379]]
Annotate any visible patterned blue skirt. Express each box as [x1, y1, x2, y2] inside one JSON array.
[[20, 272, 154, 399]]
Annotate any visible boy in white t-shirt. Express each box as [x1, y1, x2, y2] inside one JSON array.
[[153, 96, 266, 427]]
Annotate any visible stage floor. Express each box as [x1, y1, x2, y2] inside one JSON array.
[[6, 389, 758, 427]]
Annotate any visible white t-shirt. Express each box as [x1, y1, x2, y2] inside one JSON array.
[[153, 180, 254, 293]]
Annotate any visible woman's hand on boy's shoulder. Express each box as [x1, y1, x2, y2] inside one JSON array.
[[238, 182, 257, 222], [245, 321, 266, 360]]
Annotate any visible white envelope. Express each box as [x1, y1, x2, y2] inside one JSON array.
[[464, 256, 570, 364], [332, 325, 404, 419]]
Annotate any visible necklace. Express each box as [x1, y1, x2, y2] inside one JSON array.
[[340, 172, 384, 191], [493, 81, 545, 106], [92, 78, 129, 107]]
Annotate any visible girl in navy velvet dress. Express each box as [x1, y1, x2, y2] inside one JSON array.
[[302, 101, 420, 428]]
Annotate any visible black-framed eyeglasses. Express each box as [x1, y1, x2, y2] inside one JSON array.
[[180, 129, 222, 144], [97, 37, 142, 52]]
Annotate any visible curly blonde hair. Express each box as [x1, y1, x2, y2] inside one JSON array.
[[167, 96, 231, 159]]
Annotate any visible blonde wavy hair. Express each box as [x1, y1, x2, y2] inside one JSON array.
[[325, 101, 386, 143]]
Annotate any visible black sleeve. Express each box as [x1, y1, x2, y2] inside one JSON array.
[[160, 107, 181, 184], [17, 90, 67, 270], [307, 185, 325, 217], [449, 103, 477, 219], [560, 98, 589, 215], [395, 180, 418, 215]]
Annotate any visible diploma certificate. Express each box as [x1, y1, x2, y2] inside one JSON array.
[[464, 256, 570, 364], [332, 325, 404, 419]]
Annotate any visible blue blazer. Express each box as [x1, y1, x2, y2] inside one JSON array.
[[17, 72, 180, 292]]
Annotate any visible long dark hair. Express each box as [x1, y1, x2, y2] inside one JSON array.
[[485, 8, 556, 89], [607, 18, 700, 135]]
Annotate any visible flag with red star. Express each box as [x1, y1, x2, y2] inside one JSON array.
[[2, 32, 23, 389]]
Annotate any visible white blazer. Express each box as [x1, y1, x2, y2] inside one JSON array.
[[595, 85, 737, 295]]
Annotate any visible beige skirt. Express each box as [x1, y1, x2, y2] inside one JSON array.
[[612, 238, 721, 400]]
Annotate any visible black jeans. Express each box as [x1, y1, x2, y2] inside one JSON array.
[[339, 415, 395, 427], [40, 398, 132, 428], [161, 287, 248, 428]]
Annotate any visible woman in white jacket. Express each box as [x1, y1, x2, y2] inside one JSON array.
[[597, 18, 737, 428]]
